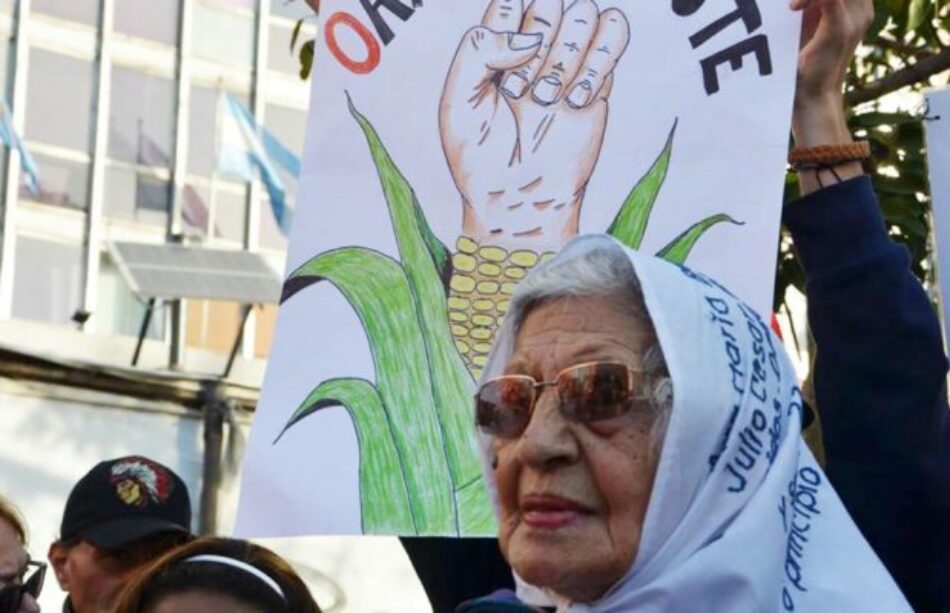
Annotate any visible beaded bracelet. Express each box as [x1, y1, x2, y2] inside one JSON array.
[[788, 141, 871, 170]]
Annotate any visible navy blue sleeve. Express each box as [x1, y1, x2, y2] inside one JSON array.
[[783, 175, 950, 612]]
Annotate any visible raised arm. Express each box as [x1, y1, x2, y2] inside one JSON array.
[[787, 1, 950, 610]]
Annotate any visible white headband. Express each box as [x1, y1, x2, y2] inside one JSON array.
[[183, 554, 286, 602]]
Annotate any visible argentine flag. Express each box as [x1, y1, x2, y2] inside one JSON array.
[[0, 99, 39, 195], [216, 92, 300, 235]]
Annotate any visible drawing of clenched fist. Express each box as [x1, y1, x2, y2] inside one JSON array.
[[440, 0, 631, 253], [440, 0, 630, 375]]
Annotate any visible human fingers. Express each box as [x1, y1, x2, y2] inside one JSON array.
[[444, 27, 542, 105], [530, 0, 599, 106], [482, 0, 524, 32], [564, 7, 629, 108], [501, 0, 564, 98]]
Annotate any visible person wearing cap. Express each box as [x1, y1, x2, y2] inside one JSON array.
[[47, 457, 193, 613]]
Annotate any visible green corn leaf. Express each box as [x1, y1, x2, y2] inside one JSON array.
[[608, 119, 677, 250], [348, 97, 482, 494], [348, 94, 454, 291], [656, 214, 744, 265], [282, 247, 457, 534], [274, 378, 415, 534], [456, 475, 497, 536]]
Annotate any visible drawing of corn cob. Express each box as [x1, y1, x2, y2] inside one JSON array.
[[448, 238, 555, 377]]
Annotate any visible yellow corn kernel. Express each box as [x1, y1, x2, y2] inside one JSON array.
[[472, 367, 483, 378], [455, 340, 470, 354], [450, 312, 468, 323], [451, 325, 469, 337], [471, 314, 494, 327], [478, 262, 502, 277], [447, 296, 469, 310], [479, 246, 507, 262], [539, 251, 555, 264], [472, 355, 488, 367], [450, 275, 476, 293], [500, 282, 517, 295], [473, 299, 494, 312], [497, 299, 510, 313], [476, 281, 500, 294], [457, 236, 479, 254], [496, 315, 506, 326], [472, 342, 493, 354], [510, 250, 539, 267], [452, 253, 477, 273], [470, 327, 492, 340], [505, 267, 526, 280]]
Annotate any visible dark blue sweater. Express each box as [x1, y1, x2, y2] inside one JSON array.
[[783, 176, 950, 612], [440, 177, 950, 613]]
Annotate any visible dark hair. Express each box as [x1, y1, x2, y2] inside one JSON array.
[[113, 537, 322, 613]]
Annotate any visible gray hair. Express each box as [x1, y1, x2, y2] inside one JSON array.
[[484, 242, 674, 455]]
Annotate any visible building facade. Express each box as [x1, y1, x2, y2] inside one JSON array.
[[0, 0, 312, 371]]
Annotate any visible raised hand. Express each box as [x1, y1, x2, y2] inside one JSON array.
[[440, 0, 630, 253]]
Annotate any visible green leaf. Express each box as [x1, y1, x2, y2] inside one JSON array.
[[290, 18, 305, 53], [282, 247, 457, 534], [656, 214, 743, 264], [299, 40, 314, 80], [906, 0, 929, 32], [348, 97, 482, 493], [275, 378, 415, 534], [607, 119, 677, 250], [456, 475, 497, 536]]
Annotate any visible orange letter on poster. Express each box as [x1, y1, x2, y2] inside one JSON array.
[[325, 12, 381, 74]]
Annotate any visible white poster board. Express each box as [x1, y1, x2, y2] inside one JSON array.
[[924, 89, 950, 348], [237, 0, 800, 537]]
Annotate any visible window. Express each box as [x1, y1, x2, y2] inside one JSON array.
[[97, 256, 164, 339], [215, 185, 248, 243], [11, 237, 84, 325], [271, 0, 313, 20], [20, 154, 89, 210], [181, 183, 211, 238], [32, 0, 99, 25], [104, 165, 170, 227], [25, 49, 96, 152], [187, 85, 250, 177], [191, 1, 255, 67], [186, 299, 242, 354], [257, 104, 304, 249], [115, 0, 181, 46], [254, 304, 278, 357], [268, 22, 301, 75], [109, 66, 176, 167]]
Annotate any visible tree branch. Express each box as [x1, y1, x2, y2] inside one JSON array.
[[846, 47, 950, 106]]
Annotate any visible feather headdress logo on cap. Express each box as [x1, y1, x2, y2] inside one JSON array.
[[110, 457, 173, 507]]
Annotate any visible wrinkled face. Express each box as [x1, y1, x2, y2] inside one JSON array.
[[148, 590, 265, 613], [493, 296, 659, 602], [49, 541, 142, 613]]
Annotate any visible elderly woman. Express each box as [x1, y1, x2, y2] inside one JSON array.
[[464, 232, 916, 611], [447, 0, 950, 607]]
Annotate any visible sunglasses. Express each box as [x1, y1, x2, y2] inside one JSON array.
[[475, 361, 656, 438], [0, 561, 46, 613]]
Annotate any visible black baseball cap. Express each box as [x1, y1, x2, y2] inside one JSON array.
[[59, 456, 192, 551]]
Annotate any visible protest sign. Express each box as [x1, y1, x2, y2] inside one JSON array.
[[236, 0, 800, 537], [924, 89, 950, 348]]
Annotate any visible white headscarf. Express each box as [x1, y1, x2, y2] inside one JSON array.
[[477, 234, 910, 612]]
